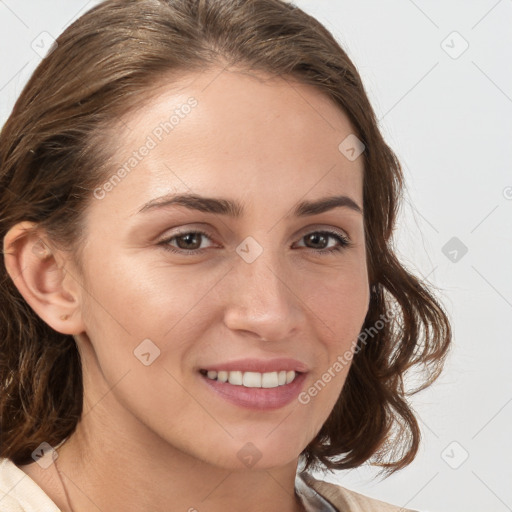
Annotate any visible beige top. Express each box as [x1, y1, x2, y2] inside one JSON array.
[[0, 457, 416, 511], [300, 472, 418, 511]]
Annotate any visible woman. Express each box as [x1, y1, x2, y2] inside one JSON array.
[[0, 1, 451, 511]]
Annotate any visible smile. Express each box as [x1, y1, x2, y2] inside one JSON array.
[[199, 369, 298, 388]]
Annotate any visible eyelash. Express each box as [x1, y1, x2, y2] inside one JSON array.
[[158, 229, 352, 256]]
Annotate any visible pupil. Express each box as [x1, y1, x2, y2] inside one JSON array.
[[178, 233, 200, 250], [307, 233, 326, 248]]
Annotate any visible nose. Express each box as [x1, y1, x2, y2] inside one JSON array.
[[222, 246, 304, 343]]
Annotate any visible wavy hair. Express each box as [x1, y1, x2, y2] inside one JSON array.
[[0, 0, 451, 474]]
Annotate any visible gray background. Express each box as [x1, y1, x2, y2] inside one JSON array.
[[1, 1, 511, 511]]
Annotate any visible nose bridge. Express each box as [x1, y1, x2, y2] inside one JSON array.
[[236, 240, 292, 306], [223, 239, 301, 339]]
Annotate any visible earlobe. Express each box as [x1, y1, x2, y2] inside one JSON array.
[[3, 221, 85, 335]]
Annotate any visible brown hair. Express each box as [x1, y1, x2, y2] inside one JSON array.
[[0, 0, 451, 475]]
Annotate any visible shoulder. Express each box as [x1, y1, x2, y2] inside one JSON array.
[[300, 472, 419, 512], [0, 458, 60, 512]]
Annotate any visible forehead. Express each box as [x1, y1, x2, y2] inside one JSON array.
[[94, 67, 364, 216]]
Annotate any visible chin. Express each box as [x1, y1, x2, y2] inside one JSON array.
[[197, 436, 306, 471]]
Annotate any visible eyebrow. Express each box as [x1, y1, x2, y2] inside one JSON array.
[[137, 193, 363, 217]]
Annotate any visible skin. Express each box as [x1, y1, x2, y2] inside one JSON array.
[[5, 67, 369, 512]]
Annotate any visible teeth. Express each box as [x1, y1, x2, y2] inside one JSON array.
[[262, 371, 279, 388], [203, 369, 298, 388], [228, 371, 243, 386], [243, 372, 261, 388]]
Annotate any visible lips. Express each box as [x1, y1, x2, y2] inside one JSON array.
[[198, 357, 309, 374], [196, 358, 309, 410]]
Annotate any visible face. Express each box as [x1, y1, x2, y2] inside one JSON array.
[[73, 68, 369, 470]]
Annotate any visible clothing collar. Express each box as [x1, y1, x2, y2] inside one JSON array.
[[295, 471, 338, 512]]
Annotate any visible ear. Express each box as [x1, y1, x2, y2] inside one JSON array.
[[3, 221, 85, 335]]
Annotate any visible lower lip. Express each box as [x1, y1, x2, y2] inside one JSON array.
[[199, 372, 307, 410]]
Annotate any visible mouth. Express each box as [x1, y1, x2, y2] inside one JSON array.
[[198, 368, 301, 388], [197, 368, 307, 410]]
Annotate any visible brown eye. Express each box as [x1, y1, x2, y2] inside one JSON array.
[[304, 233, 329, 249], [295, 230, 351, 254], [174, 233, 203, 250], [159, 230, 215, 254]]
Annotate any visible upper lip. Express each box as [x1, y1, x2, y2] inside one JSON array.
[[199, 358, 309, 373]]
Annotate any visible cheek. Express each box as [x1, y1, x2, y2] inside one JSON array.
[[295, 259, 369, 423], [302, 260, 369, 347], [76, 250, 229, 396], [81, 250, 218, 337], [76, 257, 215, 434]]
